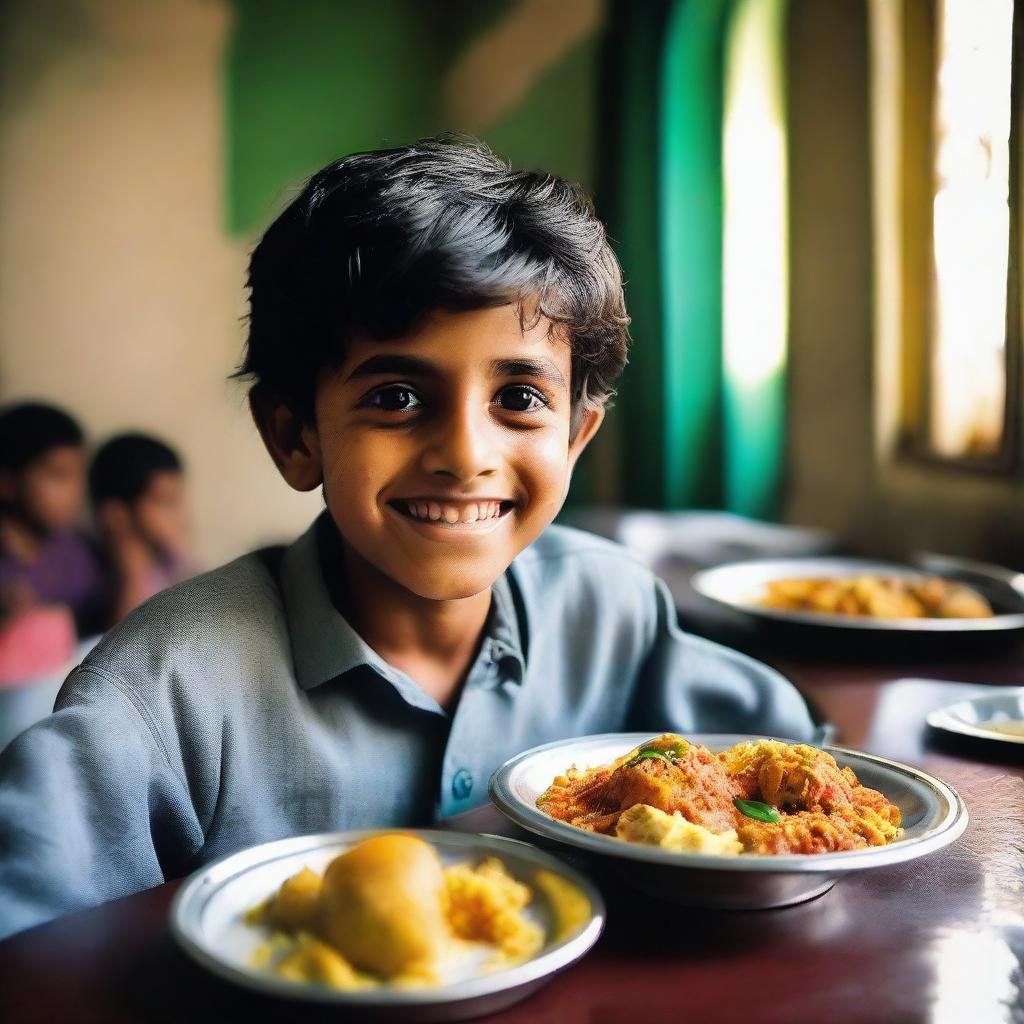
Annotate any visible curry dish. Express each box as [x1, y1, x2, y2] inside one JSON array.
[[756, 574, 993, 619], [538, 736, 904, 855]]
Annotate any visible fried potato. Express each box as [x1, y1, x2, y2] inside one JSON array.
[[757, 574, 992, 620], [616, 804, 742, 855]]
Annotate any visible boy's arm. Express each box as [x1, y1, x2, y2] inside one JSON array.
[[627, 576, 816, 740], [0, 666, 204, 940]]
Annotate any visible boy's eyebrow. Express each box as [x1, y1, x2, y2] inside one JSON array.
[[345, 355, 442, 381], [490, 358, 567, 390], [345, 354, 567, 389]]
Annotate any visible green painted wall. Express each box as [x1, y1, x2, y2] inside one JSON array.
[[225, 0, 599, 232], [225, 1, 445, 236]]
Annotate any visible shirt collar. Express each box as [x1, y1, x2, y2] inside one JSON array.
[[279, 514, 527, 697]]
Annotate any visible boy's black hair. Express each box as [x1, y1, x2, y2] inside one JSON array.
[[238, 134, 630, 435], [88, 434, 182, 506], [0, 402, 84, 473]]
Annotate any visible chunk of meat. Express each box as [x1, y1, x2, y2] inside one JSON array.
[[720, 740, 856, 810]]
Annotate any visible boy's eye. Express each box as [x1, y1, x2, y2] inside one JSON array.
[[365, 386, 422, 412], [497, 385, 548, 412]]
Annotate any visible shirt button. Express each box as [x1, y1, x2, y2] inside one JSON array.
[[451, 768, 473, 801]]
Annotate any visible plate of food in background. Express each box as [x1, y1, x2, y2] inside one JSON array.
[[689, 555, 1024, 633], [489, 733, 967, 910], [171, 830, 603, 1021], [927, 688, 1024, 745]]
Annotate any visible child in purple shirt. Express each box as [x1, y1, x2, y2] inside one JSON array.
[[0, 403, 106, 637]]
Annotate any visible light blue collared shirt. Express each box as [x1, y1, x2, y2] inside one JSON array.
[[0, 515, 813, 938]]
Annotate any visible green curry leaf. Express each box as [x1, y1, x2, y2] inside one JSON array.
[[625, 749, 675, 768], [733, 798, 782, 824]]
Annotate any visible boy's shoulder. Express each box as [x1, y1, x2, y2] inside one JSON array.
[[77, 548, 287, 694]]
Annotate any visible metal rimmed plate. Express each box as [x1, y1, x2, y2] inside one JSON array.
[[489, 733, 968, 910], [690, 556, 1024, 632], [926, 688, 1024, 745], [170, 829, 604, 1023]]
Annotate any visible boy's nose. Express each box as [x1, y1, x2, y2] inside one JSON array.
[[419, 406, 499, 482]]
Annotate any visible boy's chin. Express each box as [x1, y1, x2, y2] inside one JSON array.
[[398, 565, 503, 602]]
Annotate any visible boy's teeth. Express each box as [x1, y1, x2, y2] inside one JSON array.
[[402, 500, 504, 523]]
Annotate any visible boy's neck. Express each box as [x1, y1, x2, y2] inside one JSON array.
[[319, 520, 492, 711]]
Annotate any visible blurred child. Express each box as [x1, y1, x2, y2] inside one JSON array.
[[88, 433, 196, 620], [0, 402, 105, 637]]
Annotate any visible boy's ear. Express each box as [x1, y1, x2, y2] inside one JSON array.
[[567, 405, 605, 472], [249, 386, 324, 492]]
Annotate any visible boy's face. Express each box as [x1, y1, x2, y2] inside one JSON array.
[[2, 446, 86, 534], [260, 305, 603, 601], [133, 470, 189, 557]]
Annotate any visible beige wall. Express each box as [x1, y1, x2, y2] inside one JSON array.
[[0, 0, 319, 566]]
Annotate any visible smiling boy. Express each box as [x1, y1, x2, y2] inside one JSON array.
[[271, 304, 587, 708], [0, 137, 813, 938]]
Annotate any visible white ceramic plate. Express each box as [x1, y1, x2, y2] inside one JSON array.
[[170, 829, 604, 1022], [926, 688, 1024, 745], [489, 733, 968, 910], [690, 557, 1024, 632]]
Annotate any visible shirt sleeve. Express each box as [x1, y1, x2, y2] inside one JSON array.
[[0, 665, 204, 939], [627, 576, 816, 741]]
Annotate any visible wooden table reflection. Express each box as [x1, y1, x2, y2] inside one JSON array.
[[1, 654, 1022, 1023]]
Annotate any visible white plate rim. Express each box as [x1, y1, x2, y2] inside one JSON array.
[[926, 688, 1024, 745], [169, 828, 605, 1006], [489, 732, 969, 874]]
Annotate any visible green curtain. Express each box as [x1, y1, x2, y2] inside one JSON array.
[[601, 0, 787, 518], [660, 0, 730, 508], [721, 0, 788, 519], [597, 0, 672, 508]]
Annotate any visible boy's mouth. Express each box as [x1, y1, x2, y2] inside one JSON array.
[[388, 498, 515, 528]]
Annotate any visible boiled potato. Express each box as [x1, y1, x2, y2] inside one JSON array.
[[319, 834, 449, 978]]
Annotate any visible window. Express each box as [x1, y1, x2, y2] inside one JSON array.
[[929, 0, 1015, 459], [879, 0, 1022, 470]]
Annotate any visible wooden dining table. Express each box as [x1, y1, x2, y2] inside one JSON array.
[[1, 642, 1022, 1023]]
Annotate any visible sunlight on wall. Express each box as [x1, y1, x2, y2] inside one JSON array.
[[721, 0, 788, 517], [930, 0, 1013, 458]]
